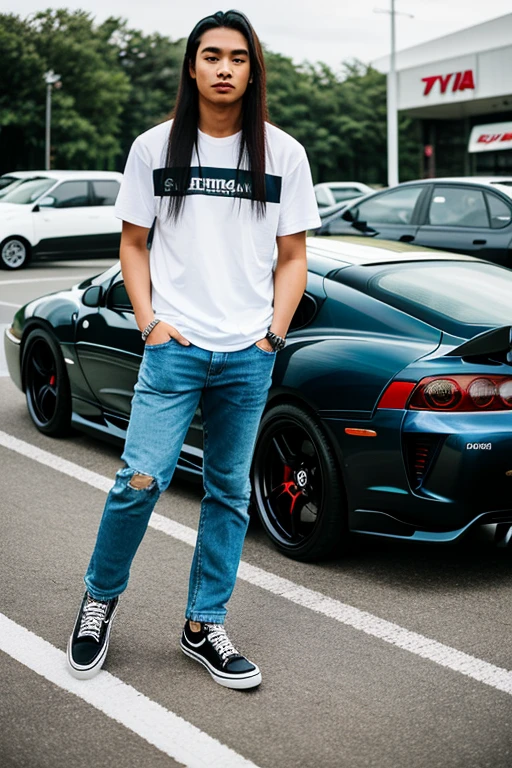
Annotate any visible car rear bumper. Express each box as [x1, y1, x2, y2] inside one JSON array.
[[403, 410, 512, 515], [3, 326, 22, 390], [349, 507, 512, 541], [324, 408, 512, 535]]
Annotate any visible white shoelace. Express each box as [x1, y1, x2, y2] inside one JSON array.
[[205, 624, 241, 664], [77, 598, 109, 642]]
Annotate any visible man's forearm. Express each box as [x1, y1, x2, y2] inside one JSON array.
[[270, 257, 307, 338], [120, 243, 154, 332]]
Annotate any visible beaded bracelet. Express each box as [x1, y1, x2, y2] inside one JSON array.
[[141, 318, 160, 342]]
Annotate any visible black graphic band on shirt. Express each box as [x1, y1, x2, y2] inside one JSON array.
[[153, 166, 282, 203]]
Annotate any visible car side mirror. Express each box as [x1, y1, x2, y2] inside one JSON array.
[[38, 196, 55, 207], [82, 285, 104, 308], [341, 208, 356, 222]]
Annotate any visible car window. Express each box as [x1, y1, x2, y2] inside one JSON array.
[[355, 186, 424, 225], [109, 281, 132, 311], [370, 262, 512, 333], [78, 263, 120, 290], [332, 188, 361, 203], [485, 192, 512, 230], [428, 186, 489, 228], [91, 180, 120, 206], [0, 178, 55, 204], [47, 181, 90, 208]]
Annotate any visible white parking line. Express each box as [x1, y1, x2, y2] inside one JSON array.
[[1, 428, 512, 698], [0, 300, 21, 308], [0, 275, 90, 286], [0, 613, 259, 768]]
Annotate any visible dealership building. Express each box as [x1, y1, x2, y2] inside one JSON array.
[[374, 13, 512, 179]]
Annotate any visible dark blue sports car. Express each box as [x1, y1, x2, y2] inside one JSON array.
[[4, 237, 512, 560]]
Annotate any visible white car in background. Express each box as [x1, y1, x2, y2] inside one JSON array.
[[314, 181, 374, 208], [0, 170, 122, 270]]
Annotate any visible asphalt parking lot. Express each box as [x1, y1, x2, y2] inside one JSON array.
[[1, 259, 511, 768]]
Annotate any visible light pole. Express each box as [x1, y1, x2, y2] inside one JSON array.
[[387, 0, 398, 187], [44, 70, 61, 170], [374, 3, 413, 187]]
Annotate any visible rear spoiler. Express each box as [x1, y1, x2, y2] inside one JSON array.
[[446, 326, 512, 362]]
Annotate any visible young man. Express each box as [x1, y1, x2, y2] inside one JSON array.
[[67, 10, 320, 689]]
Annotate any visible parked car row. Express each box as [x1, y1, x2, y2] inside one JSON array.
[[314, 177, 512, 267], [0, 171, 122, 270], [2, 168, 512, 270]]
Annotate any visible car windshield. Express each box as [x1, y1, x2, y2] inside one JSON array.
[[0, 176, 19, 190], [0, 178, 55, 204], [0, 178, 26, 198], [370, 261, 512, 335]]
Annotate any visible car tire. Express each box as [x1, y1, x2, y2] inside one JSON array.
[[251, 403, 346, 561], [23, 328, 72, 436], [0, 237, 31, 270]]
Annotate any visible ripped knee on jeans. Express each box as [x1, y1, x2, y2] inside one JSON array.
[[128, 472, 155, 491]]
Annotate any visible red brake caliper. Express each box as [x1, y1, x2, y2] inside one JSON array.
[[275, 465, 302, 515], [49, 375, 56, 386]]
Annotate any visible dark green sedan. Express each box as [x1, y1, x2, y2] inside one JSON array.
[[5, 237, 512, 560]]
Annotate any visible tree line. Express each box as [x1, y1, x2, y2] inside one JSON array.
[[0, 9, 421, 184]]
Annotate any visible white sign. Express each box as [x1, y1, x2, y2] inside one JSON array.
[[468, 121, 512, 153], [398, 54, 477, 111]]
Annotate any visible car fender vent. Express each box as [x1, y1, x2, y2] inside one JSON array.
[[404, 434, 444, 490]]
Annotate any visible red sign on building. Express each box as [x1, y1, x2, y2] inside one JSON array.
[[422, 70, 475, 96]]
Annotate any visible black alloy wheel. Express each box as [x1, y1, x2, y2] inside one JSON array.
[[23, 328, 72, 436], [252, 403, 346, 561], [0, 237, 31, 270]]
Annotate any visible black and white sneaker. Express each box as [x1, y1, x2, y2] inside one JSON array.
[[180, 622, 262, 690], [66, 591, 119, 679]]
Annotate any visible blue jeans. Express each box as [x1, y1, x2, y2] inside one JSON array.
[[84, 339, 275, 623]]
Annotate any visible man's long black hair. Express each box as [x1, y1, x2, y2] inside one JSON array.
[[164, 10, 268, 221]]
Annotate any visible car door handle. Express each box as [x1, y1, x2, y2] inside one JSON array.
[[399, 235, 415, 243], [473, 239, 487, 245]]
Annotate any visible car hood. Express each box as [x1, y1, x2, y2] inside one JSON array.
[[0, 202, 32, 219]]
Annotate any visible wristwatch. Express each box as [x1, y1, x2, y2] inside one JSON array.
[[265, 328, 286, 352]]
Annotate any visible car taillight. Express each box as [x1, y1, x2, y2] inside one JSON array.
[[467, 378, 497, 408], [409, 375, 512, 411], [499, 380, 512, 406], [422, 379, 462, 410], [377, 381, 416, 409]]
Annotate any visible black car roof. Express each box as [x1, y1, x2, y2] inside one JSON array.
[[306, 236, 479, 275]]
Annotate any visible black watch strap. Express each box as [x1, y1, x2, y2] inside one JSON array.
[[265, 329, 286, 351]]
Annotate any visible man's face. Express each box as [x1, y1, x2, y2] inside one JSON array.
[[190, 27, 252, 106]]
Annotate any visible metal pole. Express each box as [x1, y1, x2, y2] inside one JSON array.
[[43, 71, 60, 170], [387, 0, 399, 187], [45, 82, 51, 171]]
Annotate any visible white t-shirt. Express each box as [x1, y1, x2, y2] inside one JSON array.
[[114, 120, 321, 351]]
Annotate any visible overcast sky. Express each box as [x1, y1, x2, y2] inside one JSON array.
[[4, 1, 511, 72]]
